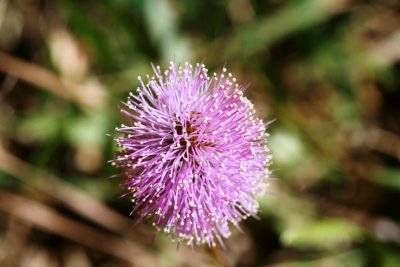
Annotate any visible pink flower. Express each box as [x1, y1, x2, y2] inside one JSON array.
[[112, 62, 271, 246]]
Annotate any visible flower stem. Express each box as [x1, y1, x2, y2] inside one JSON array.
[[208, 245, 229, 267]]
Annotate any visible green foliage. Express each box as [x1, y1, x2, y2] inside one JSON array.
[[282, 218, 363, 249]]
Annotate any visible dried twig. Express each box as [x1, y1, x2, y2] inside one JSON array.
[[0, 189, 157, 266], [371, 30, 400, 66], [357, 127, 400, 161], [0, 144, 132, 235], [0, 51, 101, 111], [0, 51, 70, 99]]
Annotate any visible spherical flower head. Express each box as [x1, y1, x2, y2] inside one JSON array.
[[111, 62, 271, 247]]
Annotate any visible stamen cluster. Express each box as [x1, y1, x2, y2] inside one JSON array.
[[112, 62, 271, 246]]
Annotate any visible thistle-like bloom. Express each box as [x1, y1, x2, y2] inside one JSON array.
[[112, 62, 271, 246]]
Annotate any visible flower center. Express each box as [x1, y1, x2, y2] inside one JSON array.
[[174, 120, 198, 147], [172, 112, 215, 151]]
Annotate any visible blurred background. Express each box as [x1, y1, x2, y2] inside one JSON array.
[[0, 0, 399, 266]]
